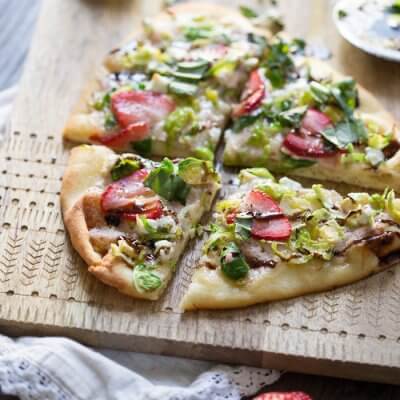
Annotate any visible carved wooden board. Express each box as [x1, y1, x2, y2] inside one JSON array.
[[1, 0, 400, 384]]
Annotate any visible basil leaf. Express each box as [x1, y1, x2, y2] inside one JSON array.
[[132, 138, 152, 157], [331, 79, 358, 116], [278, 106, 308, 128], [239, 5, 258, 18], [274, 154, 316, 172], [184, 26, 213, 41], [177, 60, 210, 77], [144, 158, 190, 205], [133, 264, 162, 292], [104, 112, 117, 130], [233, 111, 263, 132], [110, 158, 141, 181], [234, 217, 253, 240], [168, 80, 198, 96], [221, 242, 250, 280], [321, 119, 367, 149]]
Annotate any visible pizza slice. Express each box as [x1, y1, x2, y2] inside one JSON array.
[[61, 145, 220, 300], [63, 2, 270, 160], [181, 168, 400, 310], [223, 36, 400, 191]]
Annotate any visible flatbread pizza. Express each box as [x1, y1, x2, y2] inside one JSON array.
[[181, 168, 400, 310], [61, 145, 220, 299], [224, 36, 400, 191], [63, 2, 270, 160]]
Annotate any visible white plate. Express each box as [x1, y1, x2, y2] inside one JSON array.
[[333, 0, 400, 63]]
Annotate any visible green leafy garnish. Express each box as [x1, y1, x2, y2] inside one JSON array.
[[137, 216, 175, 241], [168, 80, 198, 96], [132, 138, 152, 157], [93, 91, 112, 111], [193, 146, 214, 161], [133, 264, 162, 292], [178, 157, 217, 184], [263, 41, 295, 88], [110, 158, 141, 181], [234, 217, 252, 240], [242, 168, 275, 180], [321, 119, 367, 149], [278, 106, 308, 128], [104, 112, 117, 130], [239, 5, 258, 18], [183, 25, 213, 41], [164, 107, 197, 142], [145, 158, 190, 205], [221, 242, 250, 280], [274, 154, 316, 172]]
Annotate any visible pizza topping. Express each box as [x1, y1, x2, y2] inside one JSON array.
[[220, 242, 250, 280], [110, 157, 141, 181], [232, 69, 265, 117], [144, 159, 191, 205], [92, 121, 150, 148], [133, 264, 162, 293], [253, 392, 312, 400], [101, 169, 163, 220]]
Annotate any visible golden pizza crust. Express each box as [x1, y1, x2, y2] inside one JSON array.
[[180, 242, 396, 310]]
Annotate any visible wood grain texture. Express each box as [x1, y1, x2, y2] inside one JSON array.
[[1, 0, 400, 386]]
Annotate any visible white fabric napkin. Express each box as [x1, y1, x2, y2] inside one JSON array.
[[0, 88, 281, 400]]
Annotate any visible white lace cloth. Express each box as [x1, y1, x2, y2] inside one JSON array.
[[0, 87, 281, 399]]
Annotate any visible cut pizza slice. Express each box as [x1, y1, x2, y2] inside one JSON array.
[[181, 168, 400, 310], [224, 36, 400, 191], [63, 2, 270, 160], [61, 145, 220, 300]]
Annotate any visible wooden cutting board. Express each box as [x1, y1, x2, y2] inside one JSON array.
[[1, 0, 400, 384]]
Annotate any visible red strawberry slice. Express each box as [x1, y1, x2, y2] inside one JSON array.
[[251, 217, 292, 240], [246, 190, 281, 215], [232, 69, 265, 117], [246, 190, 291, 241], [282, 108, 336, 158], [122, 199, 163, 220], [300, 108, 331, 135], [282, 132, 336, 158], [226, 209, 238, 224], [92, 121, 150, 148], [111, 90, 176, 129], [101, 169, 163, 220], [254, 391, 313, 400]]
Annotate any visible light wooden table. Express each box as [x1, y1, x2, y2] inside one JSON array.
[[0, 0, 399, 398]]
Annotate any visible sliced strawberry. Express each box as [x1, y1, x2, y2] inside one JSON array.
[[232, 69, 265, 117], [254, 391, 313, 400], [244, 190, 292, 241], [92, 121, 150, 148], [282, 132, 336, 158], [111, 90, 175, 129], [300, 108, 331, 135], [252, 217, 292, 240], [246, 190, 281, 215], [226, 210, 238, 224], [122, 199, 163, 220], [101, 169, 163, 220]]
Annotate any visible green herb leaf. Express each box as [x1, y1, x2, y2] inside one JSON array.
[[337, 9, 348, 19], [104, 112, 117, 130], [184, 26, 213, 41], [132, 138, 152, 157], [133, 264, 162, 292], [168, 80, 198, 96], [145, 158, 190, 205], [321, 119, 367, 149], [278, 106, 308, 128], [110, 158, 141, 181], [234, 217, 253, 240], [221, 242, 250, 280], [178, 157, 217, 184], [274, 154, 316, 172], [239, 5, 258, 18]]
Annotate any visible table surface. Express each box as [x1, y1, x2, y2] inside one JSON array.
[[0, 0, 399, 398]]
